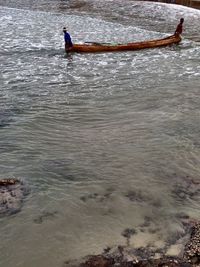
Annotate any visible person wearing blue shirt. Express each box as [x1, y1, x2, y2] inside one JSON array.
[[63, 27, 73, 52]]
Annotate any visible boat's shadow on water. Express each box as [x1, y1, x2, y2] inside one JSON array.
[[63, 53, 73, 61], [43, 49, 74, 62]]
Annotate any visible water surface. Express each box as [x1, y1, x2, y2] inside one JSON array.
[[0, 1, 200, 266]]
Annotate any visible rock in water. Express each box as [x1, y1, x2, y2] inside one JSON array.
[[80, 255, 114, 267], [184, 222, 200, 264], [0, 178, 29, 215]]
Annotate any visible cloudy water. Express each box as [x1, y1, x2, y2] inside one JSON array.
[[0, 1, 200, 266]]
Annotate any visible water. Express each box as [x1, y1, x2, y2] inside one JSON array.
[[0, 1, 200, 266]]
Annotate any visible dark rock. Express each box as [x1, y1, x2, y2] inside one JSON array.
[[122, 228, 137, 246], [0, 178, 29, 216], [76, 255, 192, 267], [139, 216, 152, 228], [151, 200, 162, 208], [133, 258, 192, 267], [80, 255, 114, 267], [172, 182, 200, 202], [148, 228, 158, 234], [0, 178, 20, 186], [166, 230, 186, 246], [80, 193, 99, 202], [184, 222, 200, 264], [125, 190, 150, 203], [122, 228, 137, 239], [33, 211, 58, 224], [103, 247, 111, 254], [80, 188, 113, 203], [176, 212, 190, 220], [80, 196, 87, 202]]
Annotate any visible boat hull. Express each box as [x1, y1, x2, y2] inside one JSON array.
[[70, 35, 181, 53]]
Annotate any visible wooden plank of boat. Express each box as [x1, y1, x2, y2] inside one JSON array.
[[70, 34, 181, 53]]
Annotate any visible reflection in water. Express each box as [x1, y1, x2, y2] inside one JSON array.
[[64, 52, 73, 62]]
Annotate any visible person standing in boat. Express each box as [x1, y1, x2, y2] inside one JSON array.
[[63, 27, 73, 52], [174, 18, 184, 35]]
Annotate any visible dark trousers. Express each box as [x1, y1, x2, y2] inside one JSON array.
[[65, 43, 72, 53]]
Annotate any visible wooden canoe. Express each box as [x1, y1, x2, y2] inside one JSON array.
[[70, 34, 181, 53]]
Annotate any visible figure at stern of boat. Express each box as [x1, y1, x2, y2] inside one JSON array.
[[63, 27, 73, 53], [174, 18, 184, 36]]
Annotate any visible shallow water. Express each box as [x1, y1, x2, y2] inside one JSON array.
[[0, 1, 200, 266]]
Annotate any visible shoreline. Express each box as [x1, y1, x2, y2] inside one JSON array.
[[65, 221, 200, 267], [141, 0, 200, 9]]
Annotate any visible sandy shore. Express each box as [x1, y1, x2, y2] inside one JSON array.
[[142, 0, 200, 9]]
